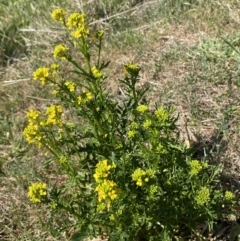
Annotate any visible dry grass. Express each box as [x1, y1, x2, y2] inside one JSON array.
[[1, 0, 240, 240]]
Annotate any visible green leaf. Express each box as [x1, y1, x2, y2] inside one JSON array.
[[71, 231, 89, 241], [222, 38, 240, 55]]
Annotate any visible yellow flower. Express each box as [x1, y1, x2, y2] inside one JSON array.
[[23, 123, 43, 144], [64, 81, 76, 92], [136, 105, 148, 113], [33, 67, 50, 85], [132, 168, 146, 186], [78, 92, 93, 105], [195, 187, 210, 205], [51, 8, 66, 24], [132, 168, 146, 179], [86, 92, 93, 101], [143, 119, 152, 129], [189, 160, 202, 175], [91, 66, 103, 79], [109, 189, 118, 200], [59, 156, 67, 164], [53, 44, 69, 60], [94, 161, 119, 211], [127, 130, 136, 138], [26, 109, 40, 123], [71, 27, 89, 39], [52, 89, 59, 95], [28, 182, 47, 203], [67, 13, 86, 29], [77, 96, 82, 105], [132, 168, 155, 186], [95, 179, 118, 202], [51, 63, 59, 70], [154, 107, 169, 121], [136, 179, 143, 186], [93, 159, 113, 183], [225, 191, 234, 201], [93, 159, 119, 208], [45, 105, 63, 126], [124, 63, 140, 75]]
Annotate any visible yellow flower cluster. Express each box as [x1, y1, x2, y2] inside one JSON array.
[[28, 182, 47, 203], [23, 109, 43, 144], [132, 168, 155, 187], [91, 66, 103, 79], [94, 159, 118, 211], [27, 109, 40, 121], [77, 92, 93, 105], [33, 64, 59, 86], [154, 107, 169, 121], [93, 159, 115, 183], [71, 28, 88, 39], [124, 63, 140, 75], [95, 179, 118, 202], [44, 105, 63, 126], [136, 105, 148, 113], [127, 121, 140, 139], [143, 119, 152, 129], [189, 160, 202, 175], [51, 8, 66, 24], [66, 12, 85, 29], [127, 130, 136, 139], [23, 122, 42, 144], [64, 81, 76, 92], [53, 44, 69, 60], [51, 63, 59, 71], [67, 13, 89, 39], [225, 191, 234, 201], [189, 160, 208, 176], [33, 67, 50, 85], [52, 9, 89, 39], [23, 105, 63, 144], [195, 186, 210, 206]]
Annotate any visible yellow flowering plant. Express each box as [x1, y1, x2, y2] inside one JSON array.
[[24, 8, 236, 241]]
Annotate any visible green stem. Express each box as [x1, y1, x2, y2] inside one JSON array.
[[81, 37, 91, 73], [97, 38, 102, 68], [57, 202, 82, 219]]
